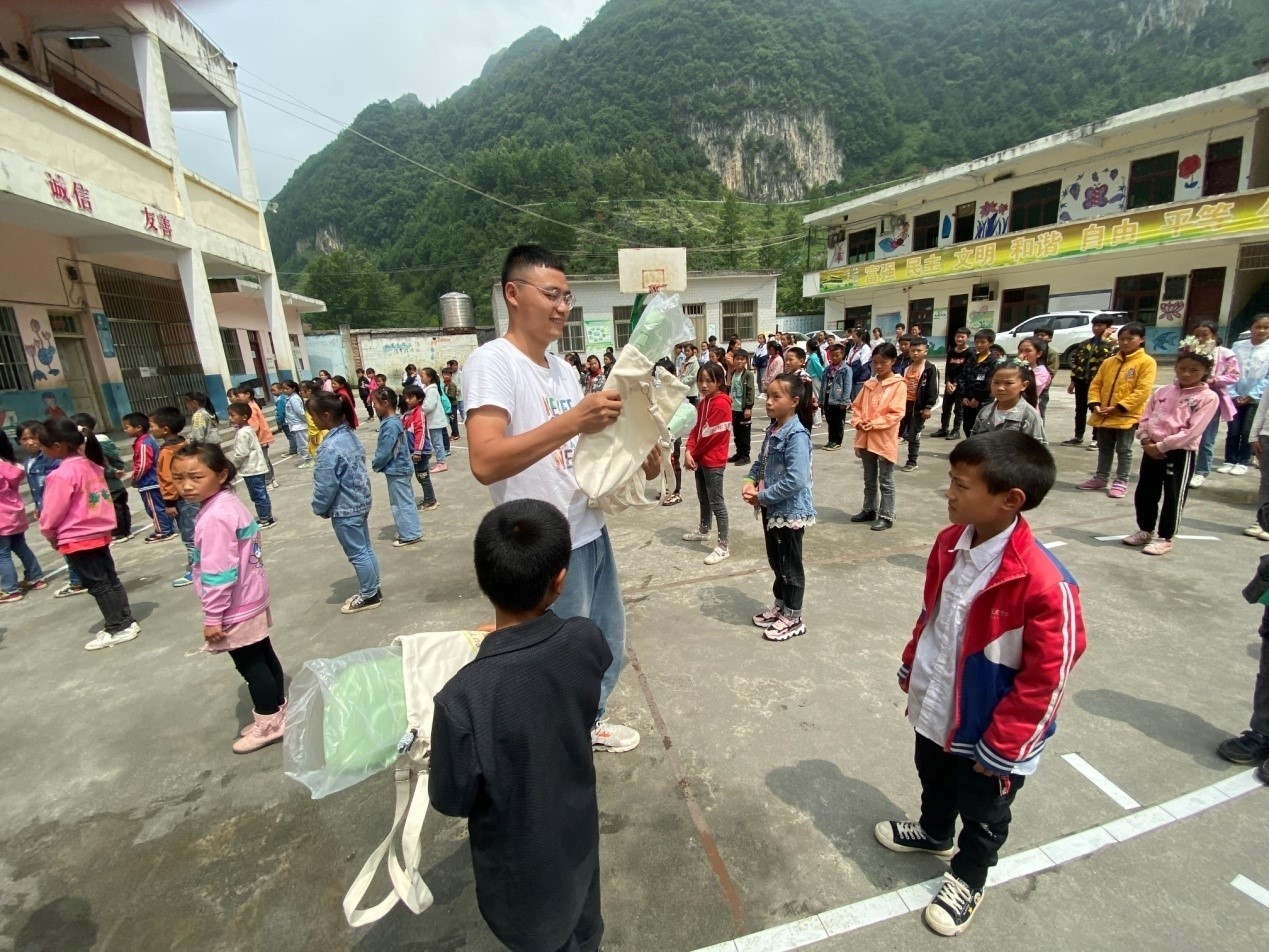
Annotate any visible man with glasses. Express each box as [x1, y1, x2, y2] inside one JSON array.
[[464, 245, 659, 753]]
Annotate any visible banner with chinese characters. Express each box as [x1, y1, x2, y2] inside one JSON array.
[[815, 188, 1269, 295]]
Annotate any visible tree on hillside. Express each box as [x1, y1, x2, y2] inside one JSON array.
[[716, 191, 744, 268], [299, 250, 404, 329]]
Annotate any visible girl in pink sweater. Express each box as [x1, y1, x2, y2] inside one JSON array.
[[0, 430, 46, 602], [37, 419, 138, 650], [173, 442, 285, 753], [1123, 351, 1220, 557]]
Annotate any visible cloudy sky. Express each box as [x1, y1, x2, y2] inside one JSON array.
[[175, 0, 606, 199]]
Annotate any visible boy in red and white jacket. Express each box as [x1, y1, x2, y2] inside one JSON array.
[[875, 430, 1086, 937], [683, 363, 733, 565]]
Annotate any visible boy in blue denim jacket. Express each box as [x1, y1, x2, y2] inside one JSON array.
[[309, 392, 381, 614]]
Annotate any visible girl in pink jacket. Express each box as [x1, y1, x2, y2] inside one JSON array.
[[1123, 351, 1219, 557], [37, 419, 137, 650], [173, 442, 286, 754], [0, 429, 46, 602]]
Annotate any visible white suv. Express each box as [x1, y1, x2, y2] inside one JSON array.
[[995, 310, 1126, 367]]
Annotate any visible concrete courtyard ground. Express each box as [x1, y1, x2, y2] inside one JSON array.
[[1, 379, 1267, 952]]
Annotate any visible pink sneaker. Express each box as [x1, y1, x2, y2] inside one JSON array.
[[1077, 476, 1108, 491], [1122, 529, 1154, 546], [1142, 539, 1173, 556], [1107, 479, 1128, 498]]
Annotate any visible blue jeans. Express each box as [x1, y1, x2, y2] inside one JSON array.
[[385, 473, 421, 541], [287, 428, 309, 459], [243, 475, 273, 521], [429, 428, 448, 463], [1196, 412, 1222, 476], [0, 531, 43, 593], [551, 528, 625, 720], [177, 498, 199, 570], [331, 514, 380, 598], [1225, 402, 1256, 465]]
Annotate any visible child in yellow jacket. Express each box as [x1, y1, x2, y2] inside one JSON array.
[[299, 380, 329, 459], [1078, 321, 1157, 498]]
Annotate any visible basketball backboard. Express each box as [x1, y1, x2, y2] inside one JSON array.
[[618, 247, 688, 294]]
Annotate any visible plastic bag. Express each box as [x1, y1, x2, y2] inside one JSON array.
[[667, 400, 696, 439], [627, 292, 694, 360], [284, 646, 408, 800]]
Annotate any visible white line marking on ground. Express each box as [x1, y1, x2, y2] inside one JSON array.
[[1174, 535, 1221, 541], [688, 770, 1264, 952], [1043, 541, 1067, 548], [1094, 535, 1127, 541], [1061, 753, 1141, 809], [1231, 875, 1269, 910]]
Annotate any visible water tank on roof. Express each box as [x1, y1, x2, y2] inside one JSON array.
[[439, 292, 475, 331]]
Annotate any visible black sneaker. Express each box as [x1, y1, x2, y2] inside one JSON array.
[[901, 461, 918, 472], [873, 820, 954, 856], [871, 517, 893, 531], [924, 873, 983, 936], [259, 518, 277, 530], [850, 509, 877, 523], [944, 429, 961, 440], [931, 428, 948, 438], [340, 590, 383, 615], [1258, 760, 1269, 786], [1217, 730, 1269, 764], [1060, 438, 1084, 446]]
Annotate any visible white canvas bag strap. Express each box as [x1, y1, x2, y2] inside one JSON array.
[[342, 766, 434, 927]]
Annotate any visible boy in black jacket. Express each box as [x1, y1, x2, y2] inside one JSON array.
[[954, 328, 1003, 437], [900, 339, 941, 471], [430, 499, 611, 952], [933, 327, 971, 439]]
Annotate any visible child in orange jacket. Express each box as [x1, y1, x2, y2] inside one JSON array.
[[850, 342, 908, 530]]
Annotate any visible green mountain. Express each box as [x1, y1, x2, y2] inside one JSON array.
[[269, 0, 1269, 327]]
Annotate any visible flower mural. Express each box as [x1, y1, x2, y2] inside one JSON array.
[[1178, 154, 1202, 190], [22, 318, 59, 382]]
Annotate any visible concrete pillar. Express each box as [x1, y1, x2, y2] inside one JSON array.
[[178, 248, 234, 412], [226, 105, 260, 206], [131, 31, 178, 159], [261, 272, 298, 378]]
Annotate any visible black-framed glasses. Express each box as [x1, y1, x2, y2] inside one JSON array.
[[509, 279, 575, 309]]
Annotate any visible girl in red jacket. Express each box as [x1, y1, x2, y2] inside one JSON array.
[[683, 362, 733, 565], [38, 419, 139, 651]]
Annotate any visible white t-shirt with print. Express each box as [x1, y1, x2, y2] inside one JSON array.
[[463, 338, 605, 550]]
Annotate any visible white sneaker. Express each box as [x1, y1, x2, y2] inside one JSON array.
[[1122, 529, 1155, 547], [591, 720, 640, 753], [85, 622, 140, 651], [682, 530, 710, 542], [1244, 524, 1263, 538], [1232, 464, 1249, 476], [704, 546, 730, 565], [1189, 474, 1206, 488], [1216, 463, 1235, 474]]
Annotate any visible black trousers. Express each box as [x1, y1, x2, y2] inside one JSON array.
[[902, 402, 927, 464], [762, 513, 805, 612], [732, 411, 752, 459], [111, 488, 131, 538], [961, 401, 983, 437], [1072, 378, 1091, 440], [447, 405, 460, 438], [66, 545, 135, 634], [228, 637, 285, 715], [914, 733, 1025, 891], [550, 863, 603, 952], [825, 404, 847, 446], [1135, 449, 1194, 540], [939, 392, 963, 433]]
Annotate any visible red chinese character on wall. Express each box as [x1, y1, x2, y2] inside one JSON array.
[[143, 207, 158, 232], [46, 173, 71, 205], [158, 214, 172, 239], [72, 182, 93, 212]]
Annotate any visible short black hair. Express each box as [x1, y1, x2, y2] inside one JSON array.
[[402, 383, 425, 403], [227, 402, 251, 419], [1036, 325, 1054, 337], [71, 412, 97, 431], [954, 327, 970, 336], [872, 341, 898, 361], [786, 345, 807, 361], [909, 337, 929, 349], [949, 430, 1056, 511], [1091, 315, 1114, 327], [501, 244, 566, 290], [150, 406, 185, 434], [899, 333, 915, 344], [1119, 322, 1146, 338], [474, 499, 572, 612], [974, 328, 997, 342], [123, 412, 150, 430]]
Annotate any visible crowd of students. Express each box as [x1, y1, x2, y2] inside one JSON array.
[[8, 238, 1269, 946]]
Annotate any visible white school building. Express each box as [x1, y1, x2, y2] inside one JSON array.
[[802, 72, 1269, 358], [0, 0, 322, 431]]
